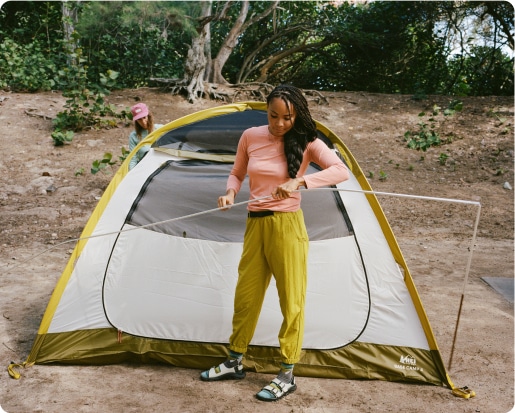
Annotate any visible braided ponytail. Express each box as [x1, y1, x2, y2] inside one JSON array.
[[267, 85, 317, 178]]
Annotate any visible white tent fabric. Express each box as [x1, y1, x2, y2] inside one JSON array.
[[49, 149, 426, 351]]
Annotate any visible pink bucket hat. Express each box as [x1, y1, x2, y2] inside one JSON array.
[[131, 103, 149, 121]]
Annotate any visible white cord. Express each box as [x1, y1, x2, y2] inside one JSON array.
[[3, 187, 480, 274]]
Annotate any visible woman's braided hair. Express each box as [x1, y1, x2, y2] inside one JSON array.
[[267, 84, 317, 178]]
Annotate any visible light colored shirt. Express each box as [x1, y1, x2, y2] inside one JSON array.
[[128, 124, 163, 170], [228, 125, 349, 212]]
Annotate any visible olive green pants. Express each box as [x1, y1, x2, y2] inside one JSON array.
[[229, 210, 309, 365]]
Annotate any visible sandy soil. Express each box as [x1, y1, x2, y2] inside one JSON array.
[[0, 88, 513, 413]]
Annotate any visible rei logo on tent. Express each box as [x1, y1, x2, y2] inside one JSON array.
[[399, 354, 417, 366], [395, 354, 423, 372]]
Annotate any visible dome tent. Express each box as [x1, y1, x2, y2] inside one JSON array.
[[13, 101, 455, 389]]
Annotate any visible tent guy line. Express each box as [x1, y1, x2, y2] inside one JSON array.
[[4, 177, 484, 364], [5, 185, 480, 375], [3, 187, 480, 278], [2, 193, 271, 275], [308, 187, 481, 207]]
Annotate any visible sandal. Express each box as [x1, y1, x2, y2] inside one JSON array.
[[256, 376, 297, 402], [200, 359, 245, 382]]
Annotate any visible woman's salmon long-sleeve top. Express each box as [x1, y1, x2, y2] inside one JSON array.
[[227, 125, 350, 212]]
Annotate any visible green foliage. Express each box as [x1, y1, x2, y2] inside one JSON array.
[[0, 39, 56, 91], [91, 147, 130, 175], [279, 1, 450, 93], [77, 2, 191, 88], [447, 46, 514, 96], [47, 28, 127, 153], [0, 1, 64, 44], [404, 100, 462, 151], [438, 153, 449, 165], [0, 1, 513, 96], [235, 1, 512, 95], [91, 152, 116, 175], [51, 130, 74, 146], [445, 99, 463, 115], [0, 2, 65, 91], [404, 122, 441, 151], [119, 146, 131, 163], [52, 44, 122, 131]]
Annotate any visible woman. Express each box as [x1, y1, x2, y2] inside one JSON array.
[[128, 103, 163, 170], [200, 85, 350, 402]]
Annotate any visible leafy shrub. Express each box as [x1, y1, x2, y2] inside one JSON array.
[[438, 153, 449, 165], [404, 122, 441, 151], [91, 152, 116, 175], [78, 7, 188, 89], [91, 147, 130, 175], [51, 130, 74, 146], [53, 45, 122, 131], [404, 101, 462, 151], [0, 38, 56, 92]]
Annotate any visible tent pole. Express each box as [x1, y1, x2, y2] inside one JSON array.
[[448, 202, 481, 371]]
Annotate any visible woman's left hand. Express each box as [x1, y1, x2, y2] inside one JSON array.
[[272, 177, 305, 199]]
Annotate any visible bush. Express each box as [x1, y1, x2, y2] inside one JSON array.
[[52, 44, 122, 131], [0, 38, 56, 92]]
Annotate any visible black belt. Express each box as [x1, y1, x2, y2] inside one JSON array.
[[248, 210, 274, 218]]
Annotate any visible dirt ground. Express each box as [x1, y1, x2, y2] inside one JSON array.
[[0, 88, 513, 413]]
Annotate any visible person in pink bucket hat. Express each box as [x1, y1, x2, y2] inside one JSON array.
[[128, 103, 163, 170]]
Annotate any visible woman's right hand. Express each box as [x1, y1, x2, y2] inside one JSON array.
[[218, 189, 235, 210]]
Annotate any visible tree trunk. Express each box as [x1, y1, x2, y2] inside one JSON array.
[[184, 35, 207, 103], [208, 1, 250, 85], [62, 1, 80, 65], [183, 1, 212, 103], [182, 0, 278, 100], [236, 25, 306, 84], [208, 1, 279, 85]]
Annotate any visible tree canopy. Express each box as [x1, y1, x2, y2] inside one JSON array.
[[0, 1, 513, 100]]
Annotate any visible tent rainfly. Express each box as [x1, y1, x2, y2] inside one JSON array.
[[11, 101, 461, 392]]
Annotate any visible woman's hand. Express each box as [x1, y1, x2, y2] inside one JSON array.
[[272, 177, 305, 200], [218, 189, 236, 210]]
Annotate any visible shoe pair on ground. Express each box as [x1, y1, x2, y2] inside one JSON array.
[[200, 359, 296, 402]]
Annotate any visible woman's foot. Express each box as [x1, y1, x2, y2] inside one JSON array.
[[200, 358, 245, 381], [255, 373, 297, 402]]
